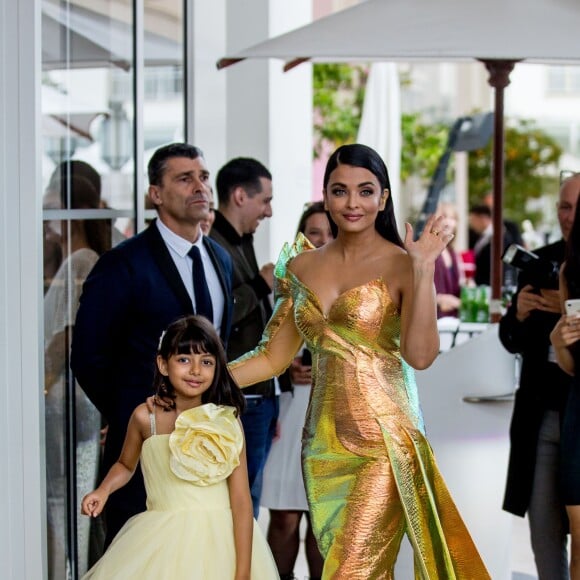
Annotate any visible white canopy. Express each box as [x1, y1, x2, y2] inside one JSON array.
[[218, 0, 580, 305], [218, 0, 580, 68]]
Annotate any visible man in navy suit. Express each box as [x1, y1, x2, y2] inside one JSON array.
[[71, 143, 233, 545]]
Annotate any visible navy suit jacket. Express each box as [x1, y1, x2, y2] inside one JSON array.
[[71, 221, 233, 515]]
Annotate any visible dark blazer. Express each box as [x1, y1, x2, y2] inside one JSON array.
[[70, 221, 233, 517], [499, 239, 571, 516], [210, 210, 291, 395]]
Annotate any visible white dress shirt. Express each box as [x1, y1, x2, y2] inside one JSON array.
[[473, 223, 493, 256], [156, 219, 224, 331]]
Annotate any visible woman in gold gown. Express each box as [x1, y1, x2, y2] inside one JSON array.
[[229, 144, 490, 579]]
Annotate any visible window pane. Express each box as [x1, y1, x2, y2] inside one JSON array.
[[41, 1, 186, 576], [143, 0, 184, 177], [547, 66, 567, 93], [42, 0, 135, 577]]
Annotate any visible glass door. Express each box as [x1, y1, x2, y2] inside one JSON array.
[[41, 0, 185, 576]]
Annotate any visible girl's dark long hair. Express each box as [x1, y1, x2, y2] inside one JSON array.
[[565, 199, 580, 299], [322, 144, 404, 248], [153, 316, 245, 415]]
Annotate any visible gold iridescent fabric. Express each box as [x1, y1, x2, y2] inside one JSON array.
[[230, 235, 490, 580]]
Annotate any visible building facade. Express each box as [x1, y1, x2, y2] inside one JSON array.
[[1, 1, 313, 577]]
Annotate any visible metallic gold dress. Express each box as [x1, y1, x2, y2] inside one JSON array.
[[230, 236, 490, 580]]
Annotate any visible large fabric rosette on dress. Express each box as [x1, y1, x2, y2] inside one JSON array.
[[169, 403, 242, 485]]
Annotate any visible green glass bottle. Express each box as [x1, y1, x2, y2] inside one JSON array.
[[475, 285, 490, 323], [460, 285, 475, 322]]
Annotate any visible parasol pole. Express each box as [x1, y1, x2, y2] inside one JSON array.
[[481, 59, 516, 322]]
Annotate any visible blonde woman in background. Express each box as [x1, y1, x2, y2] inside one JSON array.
[[434, 202, 463, 318]]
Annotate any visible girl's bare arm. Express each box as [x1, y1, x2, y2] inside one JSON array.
[[81, 405, 148, 517]]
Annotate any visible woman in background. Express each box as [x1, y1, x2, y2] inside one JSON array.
[[260, 201, 331, 580], [434, 202, 462, 318], [44, 171, 110, 578]]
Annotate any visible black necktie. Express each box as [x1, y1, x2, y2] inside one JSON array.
[[188, 245, 214, 322]]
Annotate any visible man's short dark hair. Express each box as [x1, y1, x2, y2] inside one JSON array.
[[469, 204, 492, 218], [148, 143, 204, 186], [215, 158, 272, 205]]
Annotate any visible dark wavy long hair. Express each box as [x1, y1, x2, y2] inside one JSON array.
[[322, 144, 403, 248], [48, 160, 111, 256], [564, 199, 580, 299], [57, 175, 110, 256], [154, 316, 245, 415]]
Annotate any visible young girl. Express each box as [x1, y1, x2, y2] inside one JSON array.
[[81, 315, 278, 579]]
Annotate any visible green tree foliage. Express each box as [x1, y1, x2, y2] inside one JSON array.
[[400, 113, 449, 184], [313, 64, 562, 226], [468, 119, 562, 225], [313, 64, 449, 182], [313, 64, 368, 157]]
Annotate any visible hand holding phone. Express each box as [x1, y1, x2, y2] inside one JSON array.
[[565, 299, 580, 316], [552, 300, 580, 351]]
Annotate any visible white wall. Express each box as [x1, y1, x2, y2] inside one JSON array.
[[0, 0, 46, 577], [188, 0, 229, 179], [225, 0, 313, 265], [507, 63, 580, 121]]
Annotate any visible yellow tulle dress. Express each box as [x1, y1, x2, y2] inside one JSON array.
[[83, 404, 278, 579], [230, 236, 490, 580]]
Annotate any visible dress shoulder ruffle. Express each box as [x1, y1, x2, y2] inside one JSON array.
[[274, 232, 316, 282]]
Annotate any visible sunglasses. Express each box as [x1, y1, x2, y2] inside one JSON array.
[[560, 170, 580, 185]]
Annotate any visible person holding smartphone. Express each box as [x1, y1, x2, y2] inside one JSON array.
[[551, 185, 580, 580], [259, 201, 331, 580], [500, 173, 580, 580]]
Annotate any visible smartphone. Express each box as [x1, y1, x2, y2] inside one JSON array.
[[565, 299, 580, 315], [301, 348, 312, 367]]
